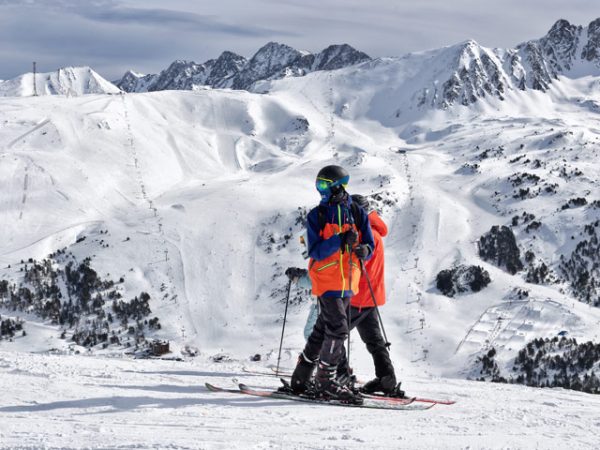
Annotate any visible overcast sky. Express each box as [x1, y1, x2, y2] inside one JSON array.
[[0, 0, 598, 81]]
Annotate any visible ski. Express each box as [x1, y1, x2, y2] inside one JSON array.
[[244, 367, 456, 405], [265, 367, 455, 405], [237, 383, 434, 411], [205, 382, 246, 394], [236, 379, 417, 405], [207, 382, 432, 410], [411, 396, 456, 405]]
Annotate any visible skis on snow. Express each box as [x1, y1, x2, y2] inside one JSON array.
[[205, 382, 435, 411], [242, 366, 456, 405]]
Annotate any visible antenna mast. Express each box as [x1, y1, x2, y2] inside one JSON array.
[[33, 62, 38, 96]]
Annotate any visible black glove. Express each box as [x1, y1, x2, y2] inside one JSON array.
[[285, 267, 307, 281], [354, 244, 370, 260], [340, 230, 358, 249]]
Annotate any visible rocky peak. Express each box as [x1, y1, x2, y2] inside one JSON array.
[[436, 40, 507, 107], [582, 18, 600, 61], [539, 19, 581, 72], [231, 42, 306, 89], [115, 70, 141, 88], [547, 19, 579, 40], [430, 18, 600, 108], [312, 44, 370, 70], [248, 42, 303, 74], [207, 51, 247, 87], [149, 60, 209, 92]]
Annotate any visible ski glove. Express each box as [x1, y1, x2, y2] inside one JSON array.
[[285, 267, 308, 282], [340, 230, 358, 249], [354, 244, 371, 260]]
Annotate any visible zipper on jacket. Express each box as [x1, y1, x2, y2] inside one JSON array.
[[338, 204, 346, 296]]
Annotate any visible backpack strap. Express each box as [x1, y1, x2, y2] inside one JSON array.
[[317, 201, 364, 232], [317, 204, 327, 231], [349, 201, 364, 231]]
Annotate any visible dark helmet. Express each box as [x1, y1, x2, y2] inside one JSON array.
[[315, 165, 349, 202], [351, 194, 370, 211], [316, 165, 349, 184]]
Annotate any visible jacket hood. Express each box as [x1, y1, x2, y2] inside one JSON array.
[[368, 211, 388, 237]]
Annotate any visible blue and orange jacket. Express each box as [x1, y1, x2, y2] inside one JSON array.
[[307, 196, 374, 298], [352, 211, 387, 308]]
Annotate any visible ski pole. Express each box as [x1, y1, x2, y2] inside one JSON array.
[[346, 246, 353, 373], [275, 278, 293, 376], [359, 259, 391, 348]]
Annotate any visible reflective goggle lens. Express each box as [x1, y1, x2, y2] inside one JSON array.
[[316, 179, 331, 192]]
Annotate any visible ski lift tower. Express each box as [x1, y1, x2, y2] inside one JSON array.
[[32, 62, 38, 96]]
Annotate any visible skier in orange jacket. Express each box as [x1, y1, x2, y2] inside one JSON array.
[[337, 194, 401, 396]]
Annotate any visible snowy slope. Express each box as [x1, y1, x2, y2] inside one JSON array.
[[1, 74, 600, 373], [0, 66, 121, 97], [1, 350, 599, 449]]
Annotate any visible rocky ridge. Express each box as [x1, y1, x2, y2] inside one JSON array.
[[117, 43, 370, 93]]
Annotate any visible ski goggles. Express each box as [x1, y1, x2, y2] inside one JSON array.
[[315, 175, 349, 193]]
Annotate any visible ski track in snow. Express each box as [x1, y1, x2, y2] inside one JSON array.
[[7, 118, 50, 149]]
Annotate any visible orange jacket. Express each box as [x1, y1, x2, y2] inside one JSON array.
[[309, 220, 362, 297], [351, 211, 387, 308]]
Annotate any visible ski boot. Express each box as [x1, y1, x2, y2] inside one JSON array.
[[314, 362, 363, 405], [360, 375, 406, 397], [336, 367, 359, 394], [290, 352, 317, 394]]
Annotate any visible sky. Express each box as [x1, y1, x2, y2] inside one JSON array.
[[0, 0, 598, 81]]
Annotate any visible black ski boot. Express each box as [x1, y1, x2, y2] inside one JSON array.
[[290, 352, 317, 394], [360, 377, 383, 394], [336, 366, 358, 393], [314, 362, 363, 405], [360, 374, 404, 397]]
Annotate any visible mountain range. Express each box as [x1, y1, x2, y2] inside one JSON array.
[[113, 18, 600, 105], [115, 42, 371, 92], [2, 18, 600, 111]]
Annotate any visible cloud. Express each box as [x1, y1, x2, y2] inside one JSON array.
[[0, 0, 295, 36], [82, 7, 288, 37]]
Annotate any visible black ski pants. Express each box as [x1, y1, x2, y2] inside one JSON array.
[[338, 306, 395, 379], [303, 298, 394, 378], [303, 296, 350, 366]]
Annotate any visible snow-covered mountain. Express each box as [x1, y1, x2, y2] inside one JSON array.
[[115, 70, 157, 93], [118, 18, 600, 107], [0, 66, 121, 97], [422, 18, 600, 107], [116, 42, 370, 93]]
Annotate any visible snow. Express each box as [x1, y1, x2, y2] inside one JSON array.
[[1, 351, 599, 449], [0, 66, 121, 97], [1, 40, 600, 447]]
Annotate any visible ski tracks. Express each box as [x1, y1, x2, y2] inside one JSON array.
[[7, 118, 50, 149], [18, 164, 28, 220], [209, 94, 243, 172], [119, 94, 180, 327]]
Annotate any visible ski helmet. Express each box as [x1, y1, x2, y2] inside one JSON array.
[[351, 194, 370, 211], [315, 165, 349, 201]]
